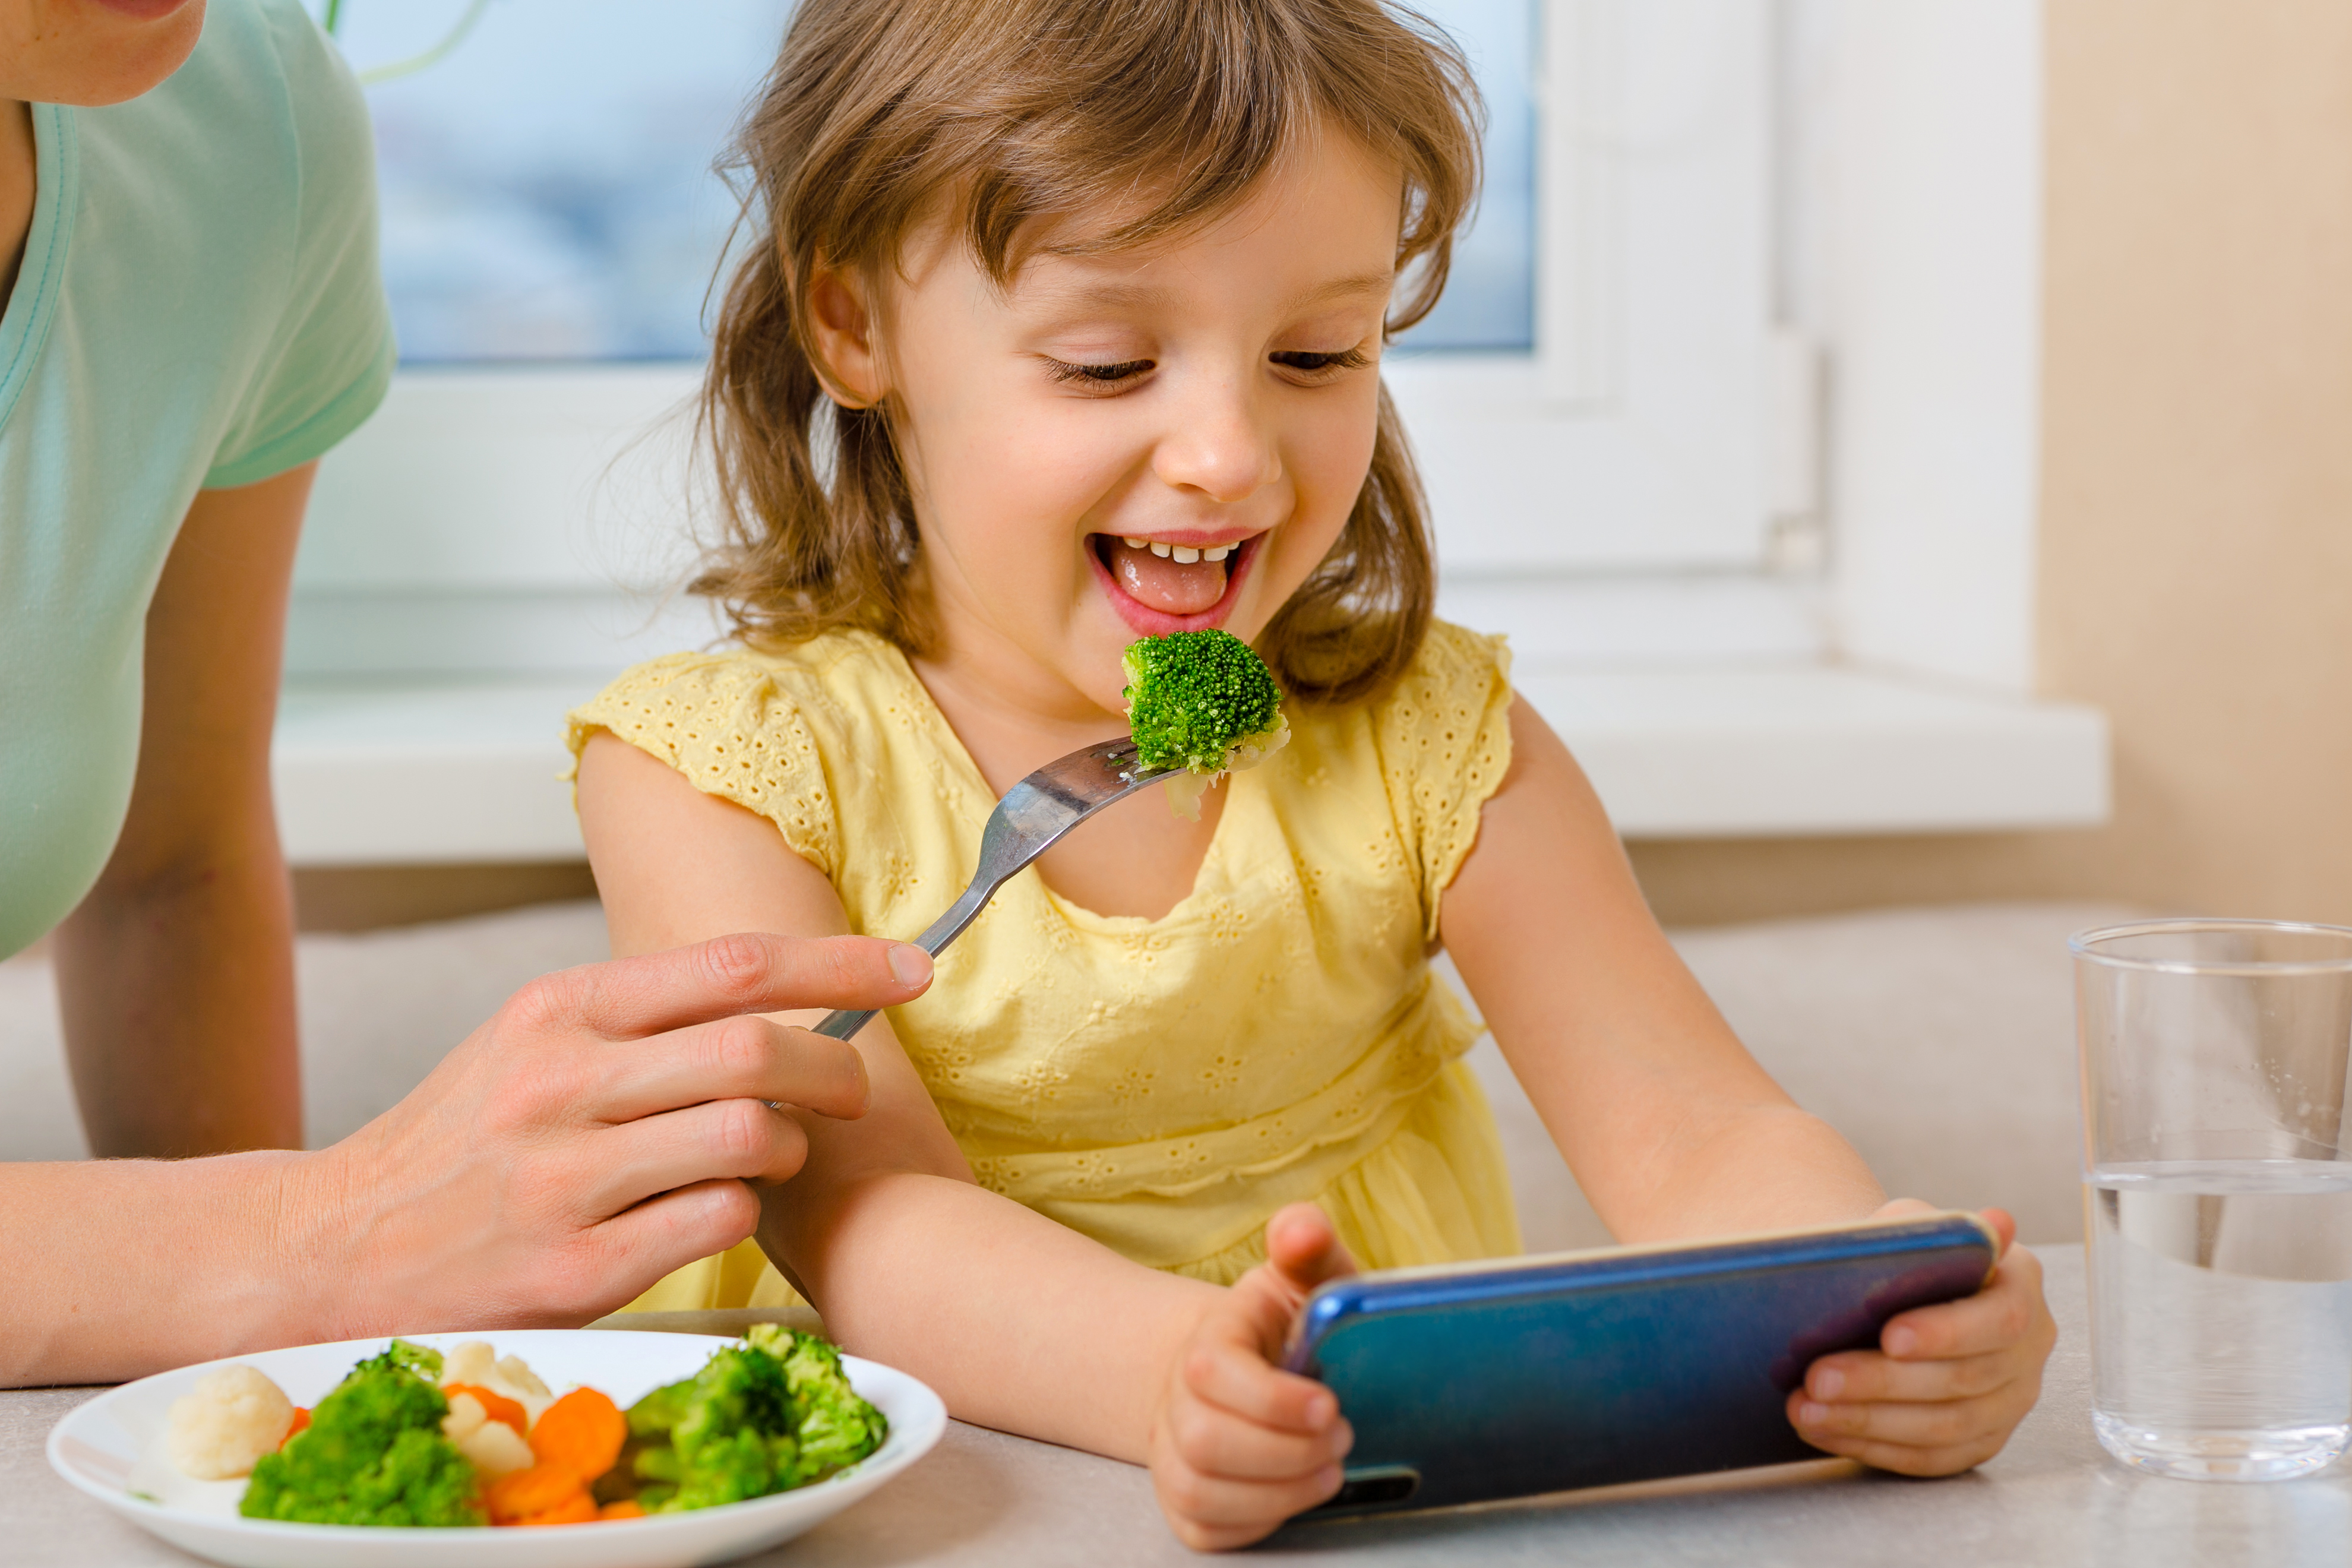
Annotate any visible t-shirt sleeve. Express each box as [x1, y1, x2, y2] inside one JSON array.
[[566, 654, 843, 880], [1373, 621, 1516, 941], [203, 2, 395, 489]]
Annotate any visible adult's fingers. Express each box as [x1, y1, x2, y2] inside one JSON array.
[[570, 1178, 765, 1310], [589, 1016, 870, 1126], [514, 933, 933, 1042], [569, 1099, 811, 1219]]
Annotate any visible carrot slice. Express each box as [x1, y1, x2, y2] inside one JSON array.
[[485, 1463, 593, 1526], [516, 1492, 598, 1527], [597, 1500, 646, 1521], [443, 1382, 528, 1437], [529, 1387, 627, 1483], [280, 1408, 309, 1448]]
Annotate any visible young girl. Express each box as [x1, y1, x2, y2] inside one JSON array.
[[571, 0, 2055, 1548]]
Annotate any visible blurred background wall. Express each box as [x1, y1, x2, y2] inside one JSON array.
[[1633, 0, 2352, 928]]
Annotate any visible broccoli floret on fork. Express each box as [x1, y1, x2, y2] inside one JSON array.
[[1121, 630, 1290, 818]]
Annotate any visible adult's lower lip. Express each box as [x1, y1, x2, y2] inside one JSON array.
[[1087, 534, 1263, 636], [88, 0, 195, 17]]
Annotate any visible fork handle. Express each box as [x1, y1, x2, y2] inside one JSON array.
[[802, 880, 997, 1045]]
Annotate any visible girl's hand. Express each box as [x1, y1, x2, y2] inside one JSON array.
[[1787, 1202, 2056, 1474], [1149, 1204, 1358, 1551]]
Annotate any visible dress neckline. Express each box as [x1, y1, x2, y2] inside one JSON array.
[[868, 634, 1241, 932], [0, 104, 76, 441]]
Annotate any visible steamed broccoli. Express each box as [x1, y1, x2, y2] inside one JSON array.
[[240, 1343, 482, 1527], [618, 1329, 888, 1514], [748, 1324, 890, 1481], [1121, 630, 1289, 818]]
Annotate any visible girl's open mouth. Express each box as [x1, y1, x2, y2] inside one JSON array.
[[1088, 532, 1264, 636]]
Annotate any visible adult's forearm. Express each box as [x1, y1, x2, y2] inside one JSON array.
[[766, 1170, 1221, 1462], [56, 837, 301, 1157], [0, 1151, 335, 1387]]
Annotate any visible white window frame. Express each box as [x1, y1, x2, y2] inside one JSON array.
[[282, 0, 2101, 862]]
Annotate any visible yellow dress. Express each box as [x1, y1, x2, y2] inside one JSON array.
[[566, 620, 1525, 1308]]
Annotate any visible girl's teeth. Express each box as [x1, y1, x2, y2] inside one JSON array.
[[1149, 540, 1173, 558], [1203, 545, 1231, 562], [1123, 536, 1148, 549], [1172, 546, 1200, 564]]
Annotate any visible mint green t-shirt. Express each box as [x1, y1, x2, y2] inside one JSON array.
[[0, 0, 394, 959]]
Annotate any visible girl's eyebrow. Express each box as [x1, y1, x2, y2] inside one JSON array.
[[1022, 270, 1395, 318]]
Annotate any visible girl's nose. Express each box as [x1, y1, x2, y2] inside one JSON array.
[[1152, 379, 1282, 504]]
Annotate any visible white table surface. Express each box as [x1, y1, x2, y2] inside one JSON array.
[[10, 1245, 2348, 1566]]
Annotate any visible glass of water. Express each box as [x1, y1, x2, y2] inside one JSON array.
[[2075, 920, 2352, 1481]]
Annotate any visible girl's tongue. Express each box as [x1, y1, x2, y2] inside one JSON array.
[[1104, 537, 1230, 616]]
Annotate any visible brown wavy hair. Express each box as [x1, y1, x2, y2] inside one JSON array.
[[693, 0, 1481, 705]]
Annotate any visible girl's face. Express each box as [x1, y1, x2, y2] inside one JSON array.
[[824, 132, 1402, 722]]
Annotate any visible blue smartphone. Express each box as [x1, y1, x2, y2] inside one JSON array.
[[1282, 1212, 2000, 1515]]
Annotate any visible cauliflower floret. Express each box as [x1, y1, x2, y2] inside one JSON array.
[[442, 1392, 536, 1478], [166, 1365, 296, 1481], [440, 1341, 555, 1427]]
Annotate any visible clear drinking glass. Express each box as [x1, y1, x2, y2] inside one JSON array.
[[2074, 920, 2352, 1481]]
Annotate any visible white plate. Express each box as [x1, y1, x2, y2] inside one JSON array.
[[48, 1329, 946, 1568]]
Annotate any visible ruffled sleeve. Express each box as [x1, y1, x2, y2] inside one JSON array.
[[566, 652, 840, 878], [1372, 621, 1515, 940]]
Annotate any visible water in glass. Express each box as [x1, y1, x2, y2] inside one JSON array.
[[2088, 1159, 2352, 1481]]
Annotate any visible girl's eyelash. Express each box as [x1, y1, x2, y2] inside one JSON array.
[[1269, 346, 1373, 375], [1045, 358, 1155, 385], [1041, 345, 1371, 389]]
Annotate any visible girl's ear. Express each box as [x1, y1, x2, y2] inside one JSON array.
[[805, 264, 887, 409]]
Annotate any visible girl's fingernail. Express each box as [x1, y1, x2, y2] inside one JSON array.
[[1886, 1326, 1918, 1357], [1332, 1419, 1354, 1456], [1319, 1465, 1344, 1493], [1798, 1401, 1830, 1427], [1814, 1368, 1845, 1400], [889, 944, 934, 985]]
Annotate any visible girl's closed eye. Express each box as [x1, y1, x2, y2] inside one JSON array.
[[1269, 345, 1373, 378], [1044, 356, 1156, 388], [1042, 344, 1373, 391]]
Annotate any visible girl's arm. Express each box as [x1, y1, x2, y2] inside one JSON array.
[[1437, 696, 1883, 1238], [578, 737, 1203, 1450], [578, 735, 1357, 1545], [1440, 696, 2053, 1474], [56, 465, 316, 1156]]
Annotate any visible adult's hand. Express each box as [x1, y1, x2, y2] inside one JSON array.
[[297, 931, 934, 1339], [0, 930, 932, 1387]]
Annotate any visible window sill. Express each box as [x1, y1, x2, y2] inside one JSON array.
[[272, 665, 2109, 866]]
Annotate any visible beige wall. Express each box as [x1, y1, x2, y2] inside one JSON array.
[[1636, 0, 2352, 929]]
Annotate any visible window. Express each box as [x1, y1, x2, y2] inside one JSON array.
[[281, 3, 2094, 862], [331, 0, 792, 362], [296, 0, 1788, 676]]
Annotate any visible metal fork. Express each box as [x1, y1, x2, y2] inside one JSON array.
[[808, 737, 1178, 1042]]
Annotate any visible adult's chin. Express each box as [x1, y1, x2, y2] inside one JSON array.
[[34, 0, 207, 106]]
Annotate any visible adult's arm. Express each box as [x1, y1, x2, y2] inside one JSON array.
[[55, 464, 314, 1156], [1, 930, 933, 1387]]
